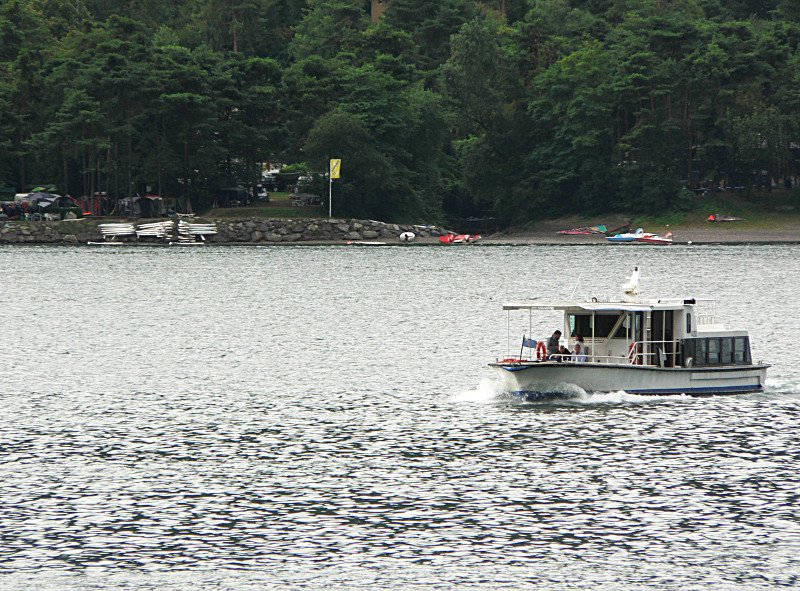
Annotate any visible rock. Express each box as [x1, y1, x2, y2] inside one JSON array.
[[63, 234, 78, 243]]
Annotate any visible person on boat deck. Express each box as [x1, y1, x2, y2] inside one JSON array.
[[572, 343, 587, 362], [547, 330, 562, 359], [575, 334, 589, 358], [557, 345, 571, 362]]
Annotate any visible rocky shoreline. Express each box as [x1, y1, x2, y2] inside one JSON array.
[[0, 217, 449, 245], [1, 216, 799, 245]]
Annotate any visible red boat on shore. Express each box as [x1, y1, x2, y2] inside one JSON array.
[[635, 230, 674, 244], [439, 233, 481, 244]]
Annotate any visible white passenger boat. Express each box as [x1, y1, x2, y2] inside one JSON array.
[[489, 267, 769, 398]]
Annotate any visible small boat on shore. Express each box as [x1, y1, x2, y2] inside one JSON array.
[[607, 228, 673, 244], [707, 214, 744, 222], [635, 230, 673, 244], [606, 228, 643, 242], [440, 233, 481, 244], [558, 225, 607, 235], [489, 267, 768, 399]]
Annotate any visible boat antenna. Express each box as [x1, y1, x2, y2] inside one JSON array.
[[569, 271, 583, 301]]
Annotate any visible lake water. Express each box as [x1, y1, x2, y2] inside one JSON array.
[[1, 243, 799, 590]]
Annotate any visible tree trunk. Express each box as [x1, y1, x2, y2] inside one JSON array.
[[63, 151, 69, 197], [128, 133, 133, 216], [18, 129, 25, 190], [232, 1, 239, 52]]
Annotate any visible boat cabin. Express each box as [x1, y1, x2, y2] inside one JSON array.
[[503, 298, 753, 369]]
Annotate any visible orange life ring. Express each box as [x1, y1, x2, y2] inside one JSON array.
[[537, 341, 547, 360]]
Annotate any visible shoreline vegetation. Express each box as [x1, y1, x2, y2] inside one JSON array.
[[3, 191, 799, 245], [4, 1, 800, 228], [2, 212, 799, 245]]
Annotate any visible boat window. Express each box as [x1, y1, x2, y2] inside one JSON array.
[[570, 314, 591, 337], [684, 336, 750, 366], [686, 313, 692, 334], [707, 338, 720, 364], [595, 314, 622, 338], [733, 338, 744, 363], [570, 312, 640, 339], [721, 338, 733, 364], [570, 314, 622, 338], [695, 339, 707, 365], [734, 337, 750, 364]]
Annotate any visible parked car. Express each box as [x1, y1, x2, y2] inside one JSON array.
[[290, 193, 323, 207]]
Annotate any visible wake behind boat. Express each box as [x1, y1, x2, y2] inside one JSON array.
[[489, 267, 768, 399]]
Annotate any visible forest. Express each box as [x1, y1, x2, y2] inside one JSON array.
[[1, 0, 799, 225]]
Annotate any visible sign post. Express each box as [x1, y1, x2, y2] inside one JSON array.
[[329, 158, 341, 218]]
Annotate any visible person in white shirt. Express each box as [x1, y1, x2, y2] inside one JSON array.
[[572, 342, 587, 362]]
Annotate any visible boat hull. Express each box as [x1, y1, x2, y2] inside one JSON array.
[[489, 361, 769, 398], [635, 238, 673, 244]]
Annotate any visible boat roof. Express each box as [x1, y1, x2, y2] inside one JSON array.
[[502, 299, 699, 312]]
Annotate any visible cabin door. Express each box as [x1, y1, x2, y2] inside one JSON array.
[[651, 310, 674, 367]]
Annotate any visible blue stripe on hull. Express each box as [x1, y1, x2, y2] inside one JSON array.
[[514, 384, 763, 400]]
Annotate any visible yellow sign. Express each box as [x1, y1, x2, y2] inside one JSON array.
[[330, 159, 341, 179]]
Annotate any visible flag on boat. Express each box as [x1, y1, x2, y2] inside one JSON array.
[[522, 337, 537, 348]]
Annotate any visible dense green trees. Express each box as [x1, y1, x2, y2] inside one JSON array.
[[1, 0, 799, 223]]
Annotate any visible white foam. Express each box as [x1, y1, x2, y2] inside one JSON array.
[[764, 377, 800, 395], [574, 389, 689, 404], [450, 377, 507, 403]]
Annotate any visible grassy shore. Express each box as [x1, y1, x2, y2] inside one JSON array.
[[489, 192, 800, 244], [194, 190, 800, 244], [199, 192, 327, 220]]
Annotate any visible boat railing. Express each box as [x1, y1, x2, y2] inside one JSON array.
[[694, 299, 717, 326], [598, 339, 680, 367], [574, 339, 680, 366], [499, 339, 681, 366]]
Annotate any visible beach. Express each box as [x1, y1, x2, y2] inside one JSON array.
[[483, 214, 800, 244]]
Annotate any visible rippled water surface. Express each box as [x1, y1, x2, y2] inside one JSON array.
[[1, 243, 799, 590]]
